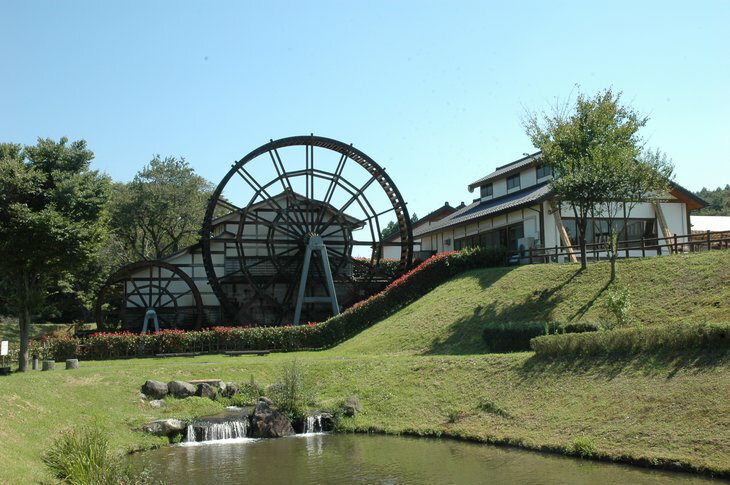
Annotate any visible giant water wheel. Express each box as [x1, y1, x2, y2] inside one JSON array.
[[200, 135, 414, 325]]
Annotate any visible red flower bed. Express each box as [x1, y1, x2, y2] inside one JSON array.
[[38, 247, 505, 360]]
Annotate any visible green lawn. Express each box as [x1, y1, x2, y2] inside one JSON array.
[[335, 250, 730, 356], [0, 251, 729, 483]]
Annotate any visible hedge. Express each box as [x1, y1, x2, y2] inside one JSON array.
[[530, 322, 730, 357], [482, 321, 601, 353], [34, 247, 507, 361]]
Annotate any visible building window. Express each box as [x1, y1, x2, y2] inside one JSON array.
[[536, 164, 552, 179], [562, 218, 657, 247], [507, 174, 521, 190], [480, 184, 493, 198]]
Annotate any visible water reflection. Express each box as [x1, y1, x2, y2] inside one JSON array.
[[130, 434, 719, 485]]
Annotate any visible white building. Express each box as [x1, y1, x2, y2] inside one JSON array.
[[413, 152, 707, 262]]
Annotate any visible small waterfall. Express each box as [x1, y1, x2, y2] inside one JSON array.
[[185, 418, 248, 442], [303, 414, 322, 434]]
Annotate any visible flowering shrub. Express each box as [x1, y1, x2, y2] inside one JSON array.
[[38, 247, 506, 360]]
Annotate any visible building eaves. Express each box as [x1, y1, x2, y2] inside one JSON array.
[[414, 182, 552, 238], [467, 151, 542, 192]]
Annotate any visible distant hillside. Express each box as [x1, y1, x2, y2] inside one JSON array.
[[695, 185, 730, 215], [333, 250, 730, 356]]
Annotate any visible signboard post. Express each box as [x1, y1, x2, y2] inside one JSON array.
[[0, 340, 8, 375]]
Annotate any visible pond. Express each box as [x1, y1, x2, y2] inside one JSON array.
[[129, 434, 719, 484]]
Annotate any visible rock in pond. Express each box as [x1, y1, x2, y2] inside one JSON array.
[[142, 418, 187, 437], [141, 380, 169, 399], [196, 383, 217, 400], [168, 380, 196, 398], [250, 397, 295, 438]]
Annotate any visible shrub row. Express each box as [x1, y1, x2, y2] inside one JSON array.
[[36, 247, 507, 361], [482, 321, 602, 353], [530, 322, 730, 356]]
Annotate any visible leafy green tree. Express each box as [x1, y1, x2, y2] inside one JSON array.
[[380, 213, 418, 240], [108, 156, 214, 262], [695, 185, 730, 216], [525, 88, 672, 271], [0, 138, 110, 371]]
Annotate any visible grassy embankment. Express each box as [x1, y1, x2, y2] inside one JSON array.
[[0, 251, 729, 483]]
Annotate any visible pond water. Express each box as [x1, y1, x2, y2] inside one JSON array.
[[130, 434, 720, 485]]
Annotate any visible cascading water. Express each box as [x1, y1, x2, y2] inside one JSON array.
[[185, 418, 249, 442], [302, 414, 323, 434]]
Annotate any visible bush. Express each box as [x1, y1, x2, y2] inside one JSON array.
[[567, 436, 597, 458], [482, 321, 601, 353], [43, 426, 157, 484], [531, 322, 730, 357], [269, 360, 313, 420], [605, 284, 632, 327], [38, 247, 507, 360]]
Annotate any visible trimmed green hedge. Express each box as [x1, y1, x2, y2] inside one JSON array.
[[35, 247, 506, 361], [530, 322, 730, 356], [482, 321, 601, 353]]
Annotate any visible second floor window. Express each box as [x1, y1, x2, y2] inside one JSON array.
[[507, 174, 520, 190], [536, 164, 552, 179], [480, 183, 493, 198]]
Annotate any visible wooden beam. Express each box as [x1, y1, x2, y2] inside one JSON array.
[[653, 201, 674, 254], [550, 202, 577, 263]]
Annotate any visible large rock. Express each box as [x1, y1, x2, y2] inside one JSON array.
[[342, 396, 361, 417], [221, 382, 238, 398], [250, 397, 295, 438], [142, 418, 187, 437], [196, 383, 217, 400], [141, 380, 169, 399], [168, 380, 196, 398]]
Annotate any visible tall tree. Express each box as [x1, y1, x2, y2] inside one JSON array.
[[0, 138, 110, 371], [524, 88, 672, 270], [108, 156, 214, 262], [695, 185, 730, 216]]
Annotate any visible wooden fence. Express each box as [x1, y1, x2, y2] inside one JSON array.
[[507, 230, 730, 265]]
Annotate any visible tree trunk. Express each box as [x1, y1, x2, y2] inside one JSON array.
[[577, 218, 588, 269], [18, 303, 30, 372], [17, 271, 32, 372]]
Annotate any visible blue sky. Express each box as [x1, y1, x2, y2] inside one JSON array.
[[2, 1, 728, 219]]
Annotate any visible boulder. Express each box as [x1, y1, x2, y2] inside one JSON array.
[[319, 412, 335, 431], [141, 380, 169, 399], [149, 399, 165, 408], [168, 380, 196, 398], [221, 382, 238, 398], [250, 397, 295, 438], [196, 383, 217, 400], [342, 396, 361, 417], [142, 418, 187, 437]]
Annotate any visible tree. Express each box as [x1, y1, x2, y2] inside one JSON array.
[[108, 156, 214, 262], [0, 138, 110, 371], [524, 88, 672, 272], [695, 185, 730, 215], [380, 213, 418, 240]]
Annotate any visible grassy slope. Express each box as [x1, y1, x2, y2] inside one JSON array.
[[1, 352, 728, 483], [334, 250, 730, 356], [1, 251, 729, 483]]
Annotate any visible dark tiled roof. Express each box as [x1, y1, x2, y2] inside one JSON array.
[[467, 151, 542, 192], [414, 182, 552, 237]]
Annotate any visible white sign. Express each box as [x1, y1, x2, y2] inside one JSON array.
[[0, 341, 8, 356]]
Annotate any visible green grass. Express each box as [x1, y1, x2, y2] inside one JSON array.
[[0, 251, 729, 482], [334, 250, 730, 356], [0, 351, 728, 482]]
